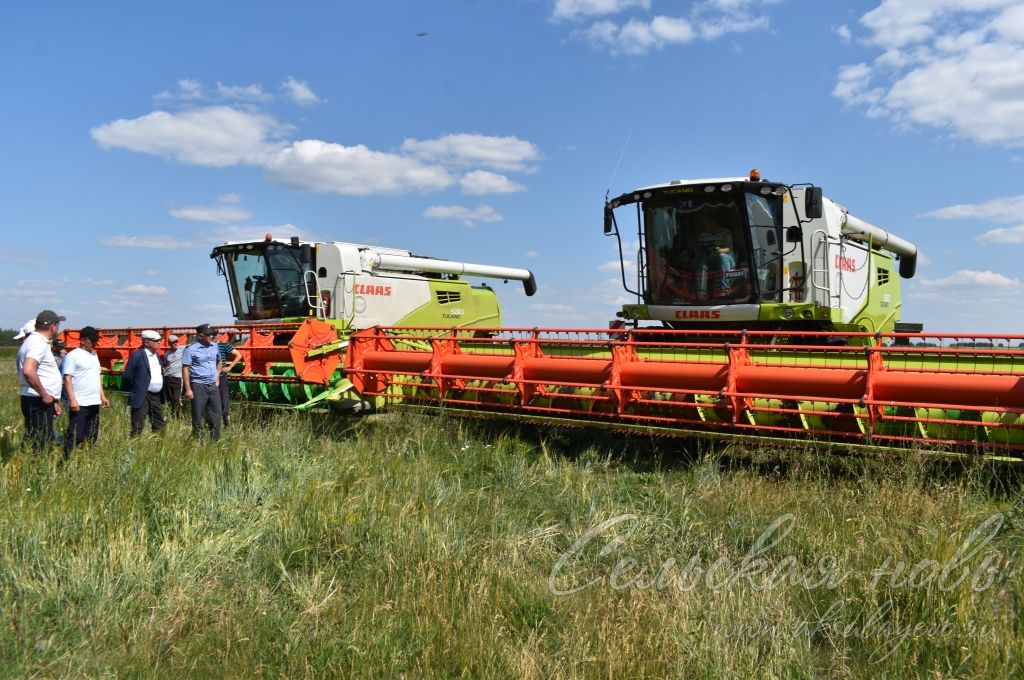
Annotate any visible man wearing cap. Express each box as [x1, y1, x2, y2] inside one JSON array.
[[13, 319, 35, 342], [17, 310, 66, 451], [13, 319, 35, 384], [182, 323, 223, 440], [162, 334, 185, 416], [123, 330, 166, 437], [62, 326, 110, 459]]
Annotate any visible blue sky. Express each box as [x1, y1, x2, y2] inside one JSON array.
[[3, 0, 1024, 333]]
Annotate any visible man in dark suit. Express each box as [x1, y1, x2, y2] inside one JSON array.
[[123, 329, 166, 437]]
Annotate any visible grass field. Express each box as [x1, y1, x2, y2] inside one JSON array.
[[1, 348, 1022, 678]]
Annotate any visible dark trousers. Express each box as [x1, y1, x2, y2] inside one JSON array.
[[64, 405, 100, 460], [130, 391, 165, 437], [163, 376, 183, 415], [190, 382, 222, 441], [21, 395, 55, 451], [218, 375, 231, 426]]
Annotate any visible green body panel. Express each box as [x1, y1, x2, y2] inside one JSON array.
[[848, 251, 902, 334], [394, 282, 502, 328]]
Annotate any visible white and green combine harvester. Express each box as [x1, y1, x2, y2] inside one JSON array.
[[604, 171, 920, 335], [177, 236, 536, 409]]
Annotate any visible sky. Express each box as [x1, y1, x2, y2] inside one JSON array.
[[3, 0, 1024, 334]]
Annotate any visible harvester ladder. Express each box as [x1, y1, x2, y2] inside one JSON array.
[[304, 269, 326, 320], [810, 229, 835, 306]]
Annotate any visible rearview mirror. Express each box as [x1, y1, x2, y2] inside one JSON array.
[[804, 187, 823, 220], [785, 226, 802, 242], [604, 206, 615, 235]]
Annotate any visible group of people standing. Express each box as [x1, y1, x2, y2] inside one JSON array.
[[15, 310, 243, 460]]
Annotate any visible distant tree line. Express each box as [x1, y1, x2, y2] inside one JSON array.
[[0, 328, 18, 346]]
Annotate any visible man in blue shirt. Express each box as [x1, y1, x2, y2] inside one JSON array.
[[182, 323, 223, 440]]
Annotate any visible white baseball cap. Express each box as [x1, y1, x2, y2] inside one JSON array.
[[13, 319, 35, 341]]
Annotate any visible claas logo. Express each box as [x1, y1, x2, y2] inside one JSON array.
[[675, 309, 721, 319], [355, 284, 392, 296], [834, 255, 858, 273]]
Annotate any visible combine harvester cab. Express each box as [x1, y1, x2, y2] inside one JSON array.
[[341, 174, 1024, 456]]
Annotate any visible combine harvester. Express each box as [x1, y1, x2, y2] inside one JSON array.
[[64, 237, 537, 411], [68, 172, 1024, 455]]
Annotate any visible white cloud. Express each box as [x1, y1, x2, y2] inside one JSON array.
[[91, 106, 288, 167], [79, 278, 114, 286], [598, 258, 635, 272], [976, 225, 1024, 244], [0, 287, 61, 305], [93, 106, 541, 197], [923, 194, 1024, 223], [283, 77, 322, 106], [402, 133, 541, 172], [834, 1, 1024, 149], [525, 250, 539, 258], [154, 79, 204, 102], [121, 284, 169, 296], [0, 249, 46, 267], [919, 269, 1019, 288], [459, 170, 526, 195], [216, 82, 271, 102], [265, 140, 453, 195], [571, 0, 775, 54], [155, 79, 272, 104], [422, 204, 503, 227], [101, 235, 194, 249], [836, 24, 852, 43], [528, 302, 580, 314], [171, 197, 253, 224], [579, 16, 695, 53], [833, 63, 885, 109], [552, 0, 650, 21]]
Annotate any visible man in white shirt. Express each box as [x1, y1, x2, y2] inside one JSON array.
[[123, 329, 166, 437], [62, 326, 110, 460], [17, 309, 66, 451]]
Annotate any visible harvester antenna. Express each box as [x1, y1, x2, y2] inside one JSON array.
[[606, 128, 633, 200]]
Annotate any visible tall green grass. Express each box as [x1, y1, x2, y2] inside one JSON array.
[[0, 358, 1021, 678]]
